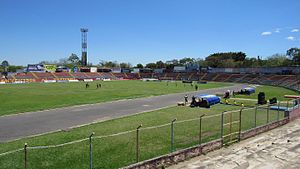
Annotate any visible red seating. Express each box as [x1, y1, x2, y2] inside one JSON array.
[[4, 72, 299, 92], [15, 73, 36, 79], [55, 72, 73, 78], [35, 72, 55, 79]]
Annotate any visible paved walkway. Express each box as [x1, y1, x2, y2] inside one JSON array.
[[168, 118, 300, 169], [0, 84, 245, 142]]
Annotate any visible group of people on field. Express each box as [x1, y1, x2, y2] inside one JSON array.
[[85, 83, 102, 89]]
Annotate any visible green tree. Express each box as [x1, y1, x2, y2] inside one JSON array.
[[196, 58, 209, 67], [8, 65, 23, 72], [287, 48, 300, 64], [145, 63, 157, 69], [99, 60, 119, 68], [135, 63, 144, 68], [179, 57, 195, 65], [1, 60, 9, 72], [205, 52, 247, 67], [156, 60, 165, 68], [68, 53, 81, 65], [265, 54, 290, 67], [165, 59, 179, 70], [120, 62, 131, 68], [243, 58, 259, 67], [232, 52, 246, 62]]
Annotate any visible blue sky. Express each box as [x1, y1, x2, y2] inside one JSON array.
[[0, 0, 299, 66]]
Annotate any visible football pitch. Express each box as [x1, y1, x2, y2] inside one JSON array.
[[0, 80, 231, 116], [0, 82, 298, 169]]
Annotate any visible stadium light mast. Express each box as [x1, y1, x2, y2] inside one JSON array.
[[80, 28, 88, 66]]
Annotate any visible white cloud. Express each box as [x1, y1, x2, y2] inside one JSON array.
[[261, 31, 272, 36], [286, 36, 295, 41], [291, 29, 299, 32], [274, 28, 280, 33]]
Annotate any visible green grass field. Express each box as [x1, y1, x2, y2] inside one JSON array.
[[0, 80, 231, 116], [235, 85, 297, 101], [220, 85, 299, 108], [0, 83, 298, 168], [1, 84, 297, 168], [0, 104, 286, 169]]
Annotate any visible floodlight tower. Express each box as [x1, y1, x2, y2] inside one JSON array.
[[81, 28, 88, 66]]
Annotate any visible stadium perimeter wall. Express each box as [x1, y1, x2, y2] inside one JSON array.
[[289, 106, 300, 120], [121, 139, 223, 169]]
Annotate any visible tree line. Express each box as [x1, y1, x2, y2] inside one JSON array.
[[1, 47, 300, 73]]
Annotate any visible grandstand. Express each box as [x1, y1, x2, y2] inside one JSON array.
[[1, 71, 299, 92], [15, 72, 36, 79]]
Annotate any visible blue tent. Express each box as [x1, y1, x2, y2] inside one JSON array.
[[243, 87, 255, 94], [195, 94, 221, 106]]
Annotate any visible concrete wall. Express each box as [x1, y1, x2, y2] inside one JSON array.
[[289, 107, 300, 121], [240, 118, 289, 140], [121, 139, 223, 169]]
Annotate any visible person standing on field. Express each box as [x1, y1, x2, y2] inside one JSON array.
[[184, 95, 188, 105]]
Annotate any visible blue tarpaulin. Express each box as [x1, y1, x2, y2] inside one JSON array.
[[195, 94, 221, 106]]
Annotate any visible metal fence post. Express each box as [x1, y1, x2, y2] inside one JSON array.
[[238, 108, 243, 141], [221, 112, 225, 142], [24, 143, 27, 169], [199, 114, 205, 145], [171, 118, 177, 152], [254, 106, 257, 128], [277, 101, 280, 121], [89, 132, 95, 169], [136, 124, 142, 163], [267, 103, 270, 124], [286, 100, 289, 109]]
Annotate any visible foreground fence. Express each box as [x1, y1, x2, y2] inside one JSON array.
[[0, 98, 299, 169]]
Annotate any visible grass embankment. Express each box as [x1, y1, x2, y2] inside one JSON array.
[[0, 80, 231, 116]]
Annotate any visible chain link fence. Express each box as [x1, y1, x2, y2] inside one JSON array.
[[1, 98, 299, 169]]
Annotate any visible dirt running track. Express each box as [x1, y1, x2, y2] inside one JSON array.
[[168, 118, 300, 169], [0, 84, 245, 142]]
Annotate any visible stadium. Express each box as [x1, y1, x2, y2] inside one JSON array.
[[1, 1, 300, 169], [1, 61, 300, 168], [1, 65, 300, 91]]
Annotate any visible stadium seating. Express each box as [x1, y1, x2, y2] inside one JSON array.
[[35, 72, 55, 79], [113, 73, 126, 79], [55, 72, 73, 79], [140, 73, 153, 79], [15, 72, 36, 79], [4, 71, 299, 92], [72, 72, 89, 79], [125, 73, 139, 79]]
